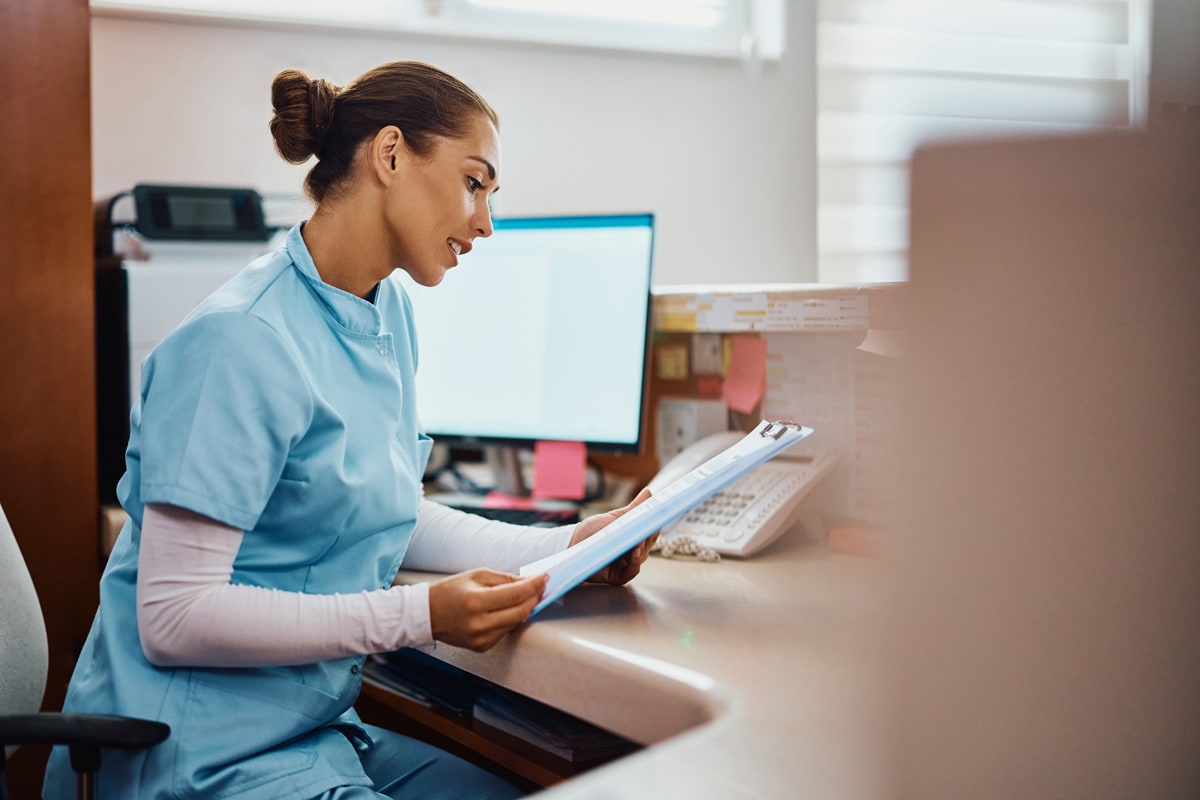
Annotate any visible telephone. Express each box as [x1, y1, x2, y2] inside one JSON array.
[[647, 431, 840, 557]]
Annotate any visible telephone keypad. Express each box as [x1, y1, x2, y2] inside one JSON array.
[[660, 451, 840, 557]]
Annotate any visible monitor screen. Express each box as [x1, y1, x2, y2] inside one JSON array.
[[394, 213, 655, 454]]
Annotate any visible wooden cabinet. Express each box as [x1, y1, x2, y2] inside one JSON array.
[[0, 0, 99, 793]]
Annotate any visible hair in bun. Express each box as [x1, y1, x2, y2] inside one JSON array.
[[269, 69, 340, 165], [267, 62, 498, 204]]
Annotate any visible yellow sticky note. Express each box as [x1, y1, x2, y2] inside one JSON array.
[[656, 343, 689, 381]]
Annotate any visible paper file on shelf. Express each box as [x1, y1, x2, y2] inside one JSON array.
[[473, 693, 636, 763]]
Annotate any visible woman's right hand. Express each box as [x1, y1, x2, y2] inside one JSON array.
[[427, 569, 548, 652]]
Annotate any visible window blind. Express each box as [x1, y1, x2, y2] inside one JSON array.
[[447, 0, 783, 60], [817, 0, 1148, 283], [90, 0, 784, 61]]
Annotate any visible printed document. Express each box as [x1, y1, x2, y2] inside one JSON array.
[[520, 419, 814, 615]]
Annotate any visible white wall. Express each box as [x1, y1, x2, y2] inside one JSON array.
[[90, 8, 817, 286]]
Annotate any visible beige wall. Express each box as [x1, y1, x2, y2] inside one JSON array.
[[90, 8, 817, 286]]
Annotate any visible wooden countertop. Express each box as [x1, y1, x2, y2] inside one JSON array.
[[394, 528, 888, 798]]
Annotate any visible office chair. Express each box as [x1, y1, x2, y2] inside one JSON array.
[[0, 502, 169, 800]]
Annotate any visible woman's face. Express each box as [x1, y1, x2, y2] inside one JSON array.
[[387, 114, 500, 287]]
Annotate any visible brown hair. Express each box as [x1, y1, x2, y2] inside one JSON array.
[[269, 62, 498, 203]]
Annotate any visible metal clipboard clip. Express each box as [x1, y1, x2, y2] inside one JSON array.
[[758, 420, 804, 440]]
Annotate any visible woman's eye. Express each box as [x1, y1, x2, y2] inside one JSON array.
[[467, 176, 483, 193]]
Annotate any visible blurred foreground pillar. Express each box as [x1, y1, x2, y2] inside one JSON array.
[[887, 129, 1200, 800]]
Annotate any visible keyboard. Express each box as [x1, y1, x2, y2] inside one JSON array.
[[439, 500, 580, 527]]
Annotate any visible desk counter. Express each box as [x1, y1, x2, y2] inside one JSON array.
[[395, 530, 887, 798]]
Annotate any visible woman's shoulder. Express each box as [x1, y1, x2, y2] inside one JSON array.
[[191, 249, 298, 319], [156, 250, 307, 354], [143, 299, 311, 409]]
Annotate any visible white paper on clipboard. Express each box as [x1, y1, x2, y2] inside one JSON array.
[[520, 419, 814, 615]]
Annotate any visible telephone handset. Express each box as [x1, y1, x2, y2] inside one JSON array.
[[648, 431, 840, 557]]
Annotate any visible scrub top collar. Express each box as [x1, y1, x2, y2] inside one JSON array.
[[286, 222, 386, 336]]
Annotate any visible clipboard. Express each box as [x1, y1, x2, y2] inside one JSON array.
[[519, 419, 814, 615]]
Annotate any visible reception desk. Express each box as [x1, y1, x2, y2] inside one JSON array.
[[380, 527, 887, 798]]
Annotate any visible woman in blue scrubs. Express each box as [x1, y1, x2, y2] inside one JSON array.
[[44, 61, 654, 799]]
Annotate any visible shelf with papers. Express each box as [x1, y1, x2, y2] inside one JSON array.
[[651, 282, 905, 333]]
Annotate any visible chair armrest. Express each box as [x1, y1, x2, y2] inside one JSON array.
[[0, 713, 170, 773]]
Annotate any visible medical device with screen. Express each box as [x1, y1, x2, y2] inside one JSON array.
[[393, 213, 655, 493]]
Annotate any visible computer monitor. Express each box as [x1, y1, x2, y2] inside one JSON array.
[[393, 213, 655, 495]]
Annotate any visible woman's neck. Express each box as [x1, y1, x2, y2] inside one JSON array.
[[301, 200, 391, 299]]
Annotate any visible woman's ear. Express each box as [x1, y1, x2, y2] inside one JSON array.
[[370, 125, 404, 185]]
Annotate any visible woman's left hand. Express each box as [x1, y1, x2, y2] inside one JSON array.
[[567, 488, 658, 586]]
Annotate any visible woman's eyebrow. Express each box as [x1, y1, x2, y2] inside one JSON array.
[[468, 156, 496, 180]]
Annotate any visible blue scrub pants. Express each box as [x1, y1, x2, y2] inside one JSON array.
[[314, 724, 525, 799]]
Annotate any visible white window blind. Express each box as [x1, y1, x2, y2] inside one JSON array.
[[90, 0, 784, 61], [448, 0, 784, 60], [817, 0, 1149, 284]]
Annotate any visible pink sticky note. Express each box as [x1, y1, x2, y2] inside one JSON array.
[[721, 336, 768, 413], [532, 440, 587, 500]]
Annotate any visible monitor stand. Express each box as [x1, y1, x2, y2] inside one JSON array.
[[484, 445, 529, 497]]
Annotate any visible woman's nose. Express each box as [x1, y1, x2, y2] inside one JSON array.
[[474, 202, 494, 239]]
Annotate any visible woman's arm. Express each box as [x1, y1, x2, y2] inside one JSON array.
[[403, 499, 574, 574], [137, 503, 546, 665], [136, 503, 433, 667]]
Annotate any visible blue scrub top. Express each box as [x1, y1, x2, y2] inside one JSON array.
[[45, 224, 434, 799]]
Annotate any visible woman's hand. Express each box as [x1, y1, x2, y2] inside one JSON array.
[[428, 569, 548, 652], [568, 488, 658, 586]]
